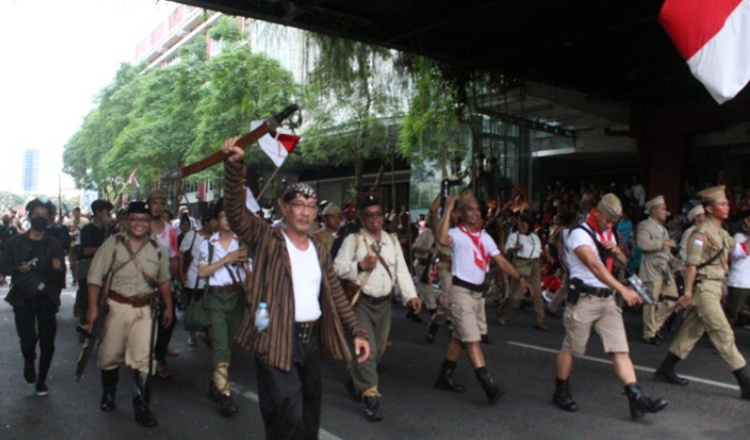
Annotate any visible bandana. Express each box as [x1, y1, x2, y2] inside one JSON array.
[[459, 224, 490, 272], [586, 209, 614, 273]]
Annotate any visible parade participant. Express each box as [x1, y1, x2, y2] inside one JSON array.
[[330, 202, 358, 259], [655, 186, 750, 399], [197, 199, 250, 416], [314, 202, 341, 252], [86, 201, 174, 427], [65, 207, 89, 286], [412, 211, 437, 317], [637, 195, 679, 344], [223, 141, 370, 439], [725, 211, 750, 325], [498, 214, 547, 330], [425, 195, 455, 344], [552, 193, 667, 419], [147, 190, 180, 378], [3, 199, 65, 396], [433, 192, 531, 404], [674, 205, 706, 275], [74, 199, 114, 327], [0, 213, 20, 284], [334, 194, 422, 421], [179, 209, 217, 347]]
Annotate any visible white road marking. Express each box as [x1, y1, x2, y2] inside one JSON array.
[[230, 381, 345, 440], [506, 341, 740, 391]]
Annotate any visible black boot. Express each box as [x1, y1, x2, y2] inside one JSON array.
[[654, 353, 689, 386], [475, 368, 503, 404], [552, 378, 579, 412], [732, 368, 750, 400], [100, 368, 119, 412], [23, 360, 36, 384], [624, 383, 667, 419], [219, 393, 238, 416], [425, 323, 439, 344], [434, 360, 466, 393], [133, 371, 157, 427], [363, 396, 383, 422]]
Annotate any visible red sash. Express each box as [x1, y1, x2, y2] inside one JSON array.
[[459, 224, 490, 272], [586, 209, 614, 273]]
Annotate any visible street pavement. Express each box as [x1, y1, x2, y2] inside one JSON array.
[[3, 280, 750, 440]]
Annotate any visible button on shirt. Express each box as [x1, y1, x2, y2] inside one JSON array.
[[199, 233, 249, 286], [334, 230, 417, 303], [505, 231, 542, 259], [448, 227, 500, 285]]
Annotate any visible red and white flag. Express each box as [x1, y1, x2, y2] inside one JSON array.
[[250, 121, 300, 167], [659, 0, 750, 104], [126, 169, 140, 188]]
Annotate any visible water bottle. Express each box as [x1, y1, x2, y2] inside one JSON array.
[[255, 302, 270, 331]]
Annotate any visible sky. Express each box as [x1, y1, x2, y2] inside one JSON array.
[[0, 0, 170, 196]]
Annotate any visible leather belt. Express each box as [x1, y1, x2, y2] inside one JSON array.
[[452, 276, 484, 292], [109, 290, 151, 307], [578, 285, 614, 298], [361, 294, 391, 304], [294, 320, 319, 344]]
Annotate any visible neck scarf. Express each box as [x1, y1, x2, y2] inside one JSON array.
[[586, 209, 614, 273], [459, 224, 489, 272]]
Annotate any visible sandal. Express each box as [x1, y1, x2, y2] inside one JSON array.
[[157, 364, 173, 379]]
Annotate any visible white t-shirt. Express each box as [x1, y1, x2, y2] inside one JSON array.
[[566, 223, 611, 289], [728, 233, 750, 288], [180, 230, 206, 289], [448, 226, 500, 285], [199, 232, 249, 286], [283, 232, 322, 322], [505, 231, 542, 259]]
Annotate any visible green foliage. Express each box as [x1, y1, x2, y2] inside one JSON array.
[[209, 15, 246, 42]]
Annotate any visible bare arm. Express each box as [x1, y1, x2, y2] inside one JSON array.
[[437, 195, 456, 247]]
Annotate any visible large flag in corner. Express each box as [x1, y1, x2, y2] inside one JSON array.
[[250, 121, 300, 167], [659, 0, 750, 104]]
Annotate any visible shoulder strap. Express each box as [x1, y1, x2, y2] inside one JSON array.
[[120, 237, 158, 288], [572, 224, 608, 267]]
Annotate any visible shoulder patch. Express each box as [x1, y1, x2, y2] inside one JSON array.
[[693, 236, 704, 247]]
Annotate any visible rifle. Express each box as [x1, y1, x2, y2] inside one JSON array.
[[165, 104, 300, 180], [75, 273, 112, 381]]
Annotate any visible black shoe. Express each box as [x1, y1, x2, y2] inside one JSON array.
[[219, 394, 238, 416], [363, 396, 383, 422], [552, 378, 579, 412], [481, 334, 492, 345], [134, 405, 158, 427], [654, 353, 689, 386], [475, 370, 503, 404], [406, 310, 425, 324], [643, 336, 661, 345], [434, 374, 466, 393], [345, 377, 361, 402], [24, 361, 36, 384], [425, 323, 438, 344], [208, 380, 221, 403], [732, 368, 750, 399], [100, 390, 116, 412], [35, 382, 49, 397], [624, 383, 667, 419]]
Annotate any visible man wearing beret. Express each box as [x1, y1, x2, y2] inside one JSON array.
[[656, 186, 750, 399], [638, 195, 679, 345], [553, 193, 667, 419], [86, 201, 174, 427]]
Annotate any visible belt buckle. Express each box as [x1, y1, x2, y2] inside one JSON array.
[[297, 322, 314, 344]]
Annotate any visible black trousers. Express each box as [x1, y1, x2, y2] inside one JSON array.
[[155, 300, 176, 363], [256, 332, 322, 440], [13, 296, 58, 383]]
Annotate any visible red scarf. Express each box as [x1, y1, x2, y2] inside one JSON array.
[[459, 224, 490, 272], [586, 209, 614, 273]]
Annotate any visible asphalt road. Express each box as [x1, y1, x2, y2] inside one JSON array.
[[3, 280, 750, 440]]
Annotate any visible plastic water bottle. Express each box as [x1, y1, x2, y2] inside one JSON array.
[[255, 302, 270, 331]]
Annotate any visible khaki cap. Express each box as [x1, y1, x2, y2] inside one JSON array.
[[597, 193, 622, 220], [686, 204, 705, 222], [644, 195, 666, 213], [458, 190, 479, 210], [697, 185, 726, 204], [322, 203, 340, 216]]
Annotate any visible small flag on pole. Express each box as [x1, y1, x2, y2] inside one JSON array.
[[250, 121, 300, 167], [126, 169, 140, 188], [659, 0, 750, 104]]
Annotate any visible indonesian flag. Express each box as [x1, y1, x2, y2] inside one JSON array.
[[250, 121, 300, 167], [659, 0, 750, 104]]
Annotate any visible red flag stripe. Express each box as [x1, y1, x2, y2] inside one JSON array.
[[659, 0, 744, 59]]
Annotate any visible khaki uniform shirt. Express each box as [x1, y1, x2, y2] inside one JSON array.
[[87, 232, 171, 298], [685, 220, 734, 280], [637, 217, 675, 283], [314, 228, 336, 252]]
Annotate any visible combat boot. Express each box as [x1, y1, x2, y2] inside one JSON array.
[[363, 396, 383, 422], [425, 323, 439, 344], [732, 368, 750, 400], [100, 368, 119, 412], [133, 371, 157, 427], [552, 378, 579, 412], [434, 360, 466, 393], [475, 368, 504, 404], [219, 393, 238, 416], [623, 383, 667, 419], [654, 353, 689, 386]]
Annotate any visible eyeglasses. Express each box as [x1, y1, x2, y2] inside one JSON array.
[[288, 201, 318, 212], [361, 211, 384, 219], [128, 216, 151, 223]]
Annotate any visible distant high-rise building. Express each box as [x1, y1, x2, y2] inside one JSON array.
[[22, 149, 39, 196]]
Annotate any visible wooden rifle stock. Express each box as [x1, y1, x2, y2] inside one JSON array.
[[169, 104, 299, 179]]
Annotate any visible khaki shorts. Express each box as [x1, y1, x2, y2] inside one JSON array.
[[450, 285, 484, 343], [562, 295, 629, 357]]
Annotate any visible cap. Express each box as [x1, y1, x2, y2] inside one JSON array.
[[597, 193, 623, 220], [281, 182, 317, 203], [127, 201, 151, 215], [358, 194, 382, 210], [686, 204, 705, 222], [322, 203, 340, 216], [644, 195, 666, 213], [697, 185, 727, 204]]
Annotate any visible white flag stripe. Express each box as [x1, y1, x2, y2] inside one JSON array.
[[687, 1, 750, 104], [250, 120, 288, 167], [245, 187, 261, 213]]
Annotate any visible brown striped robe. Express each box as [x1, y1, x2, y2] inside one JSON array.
[[225, 160, 367, 372]]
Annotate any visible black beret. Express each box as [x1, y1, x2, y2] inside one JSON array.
[[127, 201, 151, 215], [91, 199, 114, 213], [358, 194, 382, 210]]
